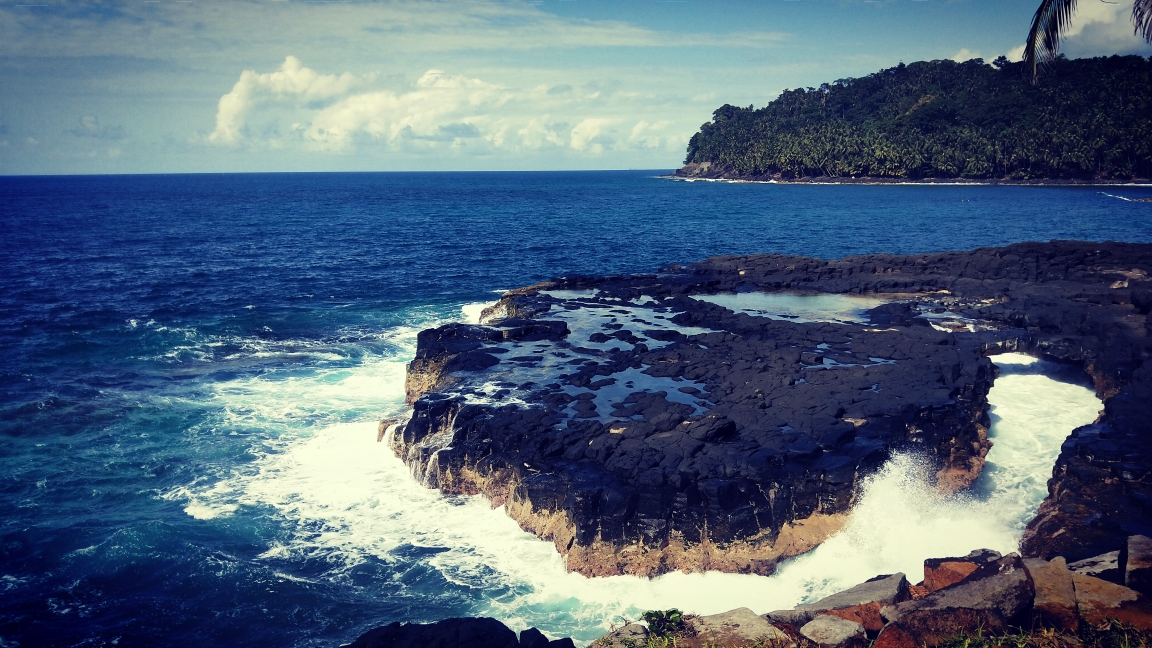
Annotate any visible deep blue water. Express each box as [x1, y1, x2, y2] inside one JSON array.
[[1, 171, 1149, 647]]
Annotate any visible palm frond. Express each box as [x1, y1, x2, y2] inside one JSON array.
[[1134, 0, 1152, 42], [1023, 0, 1079, 83]]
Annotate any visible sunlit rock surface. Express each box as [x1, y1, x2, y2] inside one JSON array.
[[390, 241, 1152, 576]]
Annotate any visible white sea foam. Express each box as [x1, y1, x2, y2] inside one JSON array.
[[461, 302, 492, 325], [170, 302, 1100, 645], [692, 292, 892, 324]]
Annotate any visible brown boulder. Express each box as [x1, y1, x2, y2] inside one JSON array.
[[877, 554, 1034, 648], [820, 606, 886, 634], [1072, 573, 1152, 630], [1023, 557, 1079, 632], [795, 573, 911, 633], [871, 623, 918, 648], [1126, 535, 1152, 597], [685, 608, 794, 648], [922, 549, 1002, 593], [800, 615, 866, 648]]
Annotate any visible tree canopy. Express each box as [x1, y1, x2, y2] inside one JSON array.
[[682, 55, 1152, 181]]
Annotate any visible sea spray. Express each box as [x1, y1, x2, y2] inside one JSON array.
[[172, 306, 1102, 646]]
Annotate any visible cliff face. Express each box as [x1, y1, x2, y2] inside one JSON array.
[[390, 241, 1152, 576]]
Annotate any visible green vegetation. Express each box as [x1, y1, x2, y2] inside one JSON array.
[[642, 609, 686, 640], [938, 620, 1151, 648], [683, 55, 1152, 181]]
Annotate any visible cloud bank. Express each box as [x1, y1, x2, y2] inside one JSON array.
[[206, 57, 692, 160]]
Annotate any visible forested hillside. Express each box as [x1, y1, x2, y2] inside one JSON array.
[[680, 55, 1152, 181]]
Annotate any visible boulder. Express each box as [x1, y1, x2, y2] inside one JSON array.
[[1069, 551, 1123, 584], [592, 623, 647, 648], [344, 618, 520, 648], [1126, 535, 1152, 597], [689, 607, 794, 648], [1023, 557, 1079, 632], [1072, 573, 1152, 630], [518, 628, 574, 648], [922, 549, 1002, 593], [765, 609, 816, 628], [875, 554, 1034, 648], [800, 615, 866, 648], [796, 573, 911, 632]]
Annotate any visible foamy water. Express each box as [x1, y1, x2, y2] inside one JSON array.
[[169, 304, 1102, 644]]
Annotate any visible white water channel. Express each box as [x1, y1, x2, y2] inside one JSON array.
[[173, 302, 1103, 645]]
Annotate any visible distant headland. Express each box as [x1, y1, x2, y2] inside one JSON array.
[[675, 56, 1152, 184]]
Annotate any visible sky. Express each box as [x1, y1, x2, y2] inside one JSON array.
[[0, 0, 1149, 175]]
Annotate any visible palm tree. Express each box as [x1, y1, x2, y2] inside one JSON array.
[[1024, 0, 1152, 81]]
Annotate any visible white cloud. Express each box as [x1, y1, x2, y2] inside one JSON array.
[[628, 120, 679, 150], [951, 48, 981, 63], [569, 118, 618, 153], [303, 70, 508, 149], [209, 56, 356, 144], [1000, 3, 1147, 65], [204, 58, 697, 160], [1058, 1, 1150, 57]]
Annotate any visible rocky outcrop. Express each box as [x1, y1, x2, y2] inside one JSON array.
[[875, 554, 1036, 648], [1024, 556, 1079, 632], [800, 616, 867, 648], [343, 618, 574, 648], [1128, 535, 1152, 596], [774, 572, 911, 632], [584, 541, 1152, 648], [690, 608, 794, 648], [391, 241, 1152, 576]]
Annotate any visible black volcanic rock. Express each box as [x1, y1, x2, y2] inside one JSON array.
[[344, 618, 573, 648], [389, 241, 1152, 576]]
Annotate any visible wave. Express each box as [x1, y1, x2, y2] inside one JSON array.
[[164, 305, 1100, 645]]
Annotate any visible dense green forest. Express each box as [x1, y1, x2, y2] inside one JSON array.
[[681, 55, 1152, 181]]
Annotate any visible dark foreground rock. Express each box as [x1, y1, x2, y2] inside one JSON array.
[[389, 241, 1152, 576], [344, 618, 573, 648]]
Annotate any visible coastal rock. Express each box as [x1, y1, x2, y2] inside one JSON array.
[[795, 573, 911, 632], [1023, 557, 1080, 632], [876, 554, 1034, 648], [592, 623, 647, 648], [518, 628, 574, 648], [1068, 551, 1123, 584], [922, 549, 1003, 592], [799, 615, 866, 648], [394, 241, 1152, 576], [344, 618, 520, 648], [766, 609, 816, 627], [1071, 573, 1152, 630], [688, 607, 794, 647], [1126, 535, 1152, 597]]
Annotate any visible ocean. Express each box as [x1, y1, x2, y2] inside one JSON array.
[[1, 171, 1149, 647]]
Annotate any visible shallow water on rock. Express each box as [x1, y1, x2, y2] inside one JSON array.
[[691, 292, 894, 324]]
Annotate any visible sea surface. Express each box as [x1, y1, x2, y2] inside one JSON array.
[[1, 171, 1149, 647]]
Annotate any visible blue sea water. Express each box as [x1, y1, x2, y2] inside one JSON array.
[[0, 171, 1149, 648]]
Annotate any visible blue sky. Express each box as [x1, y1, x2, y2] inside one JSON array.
[[1, 0, 1148, 174]]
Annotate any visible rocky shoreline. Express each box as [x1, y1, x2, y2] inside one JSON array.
[[672, 162, 1152, 187], [385, 241, 1151, 579], [344, 537, 1152, 648]]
